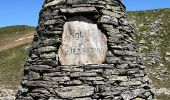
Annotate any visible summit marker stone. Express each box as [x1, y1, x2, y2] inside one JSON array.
[[58, 16, 107, 65], [16, 0, 155, 100]]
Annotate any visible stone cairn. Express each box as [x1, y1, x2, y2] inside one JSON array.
[[16, 0, 155, 100]]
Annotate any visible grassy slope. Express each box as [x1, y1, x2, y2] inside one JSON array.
[[127, 8, 170, 99], [0, 25, 34, 42], [127, 8, 170, 70], [0, 44, 29, 90], [0, 25, 34, 89]]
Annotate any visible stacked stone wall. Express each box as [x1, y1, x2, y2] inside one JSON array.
[[16, 0, 155, 100]]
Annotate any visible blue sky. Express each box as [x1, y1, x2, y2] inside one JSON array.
[[0, 0, 170, 27]]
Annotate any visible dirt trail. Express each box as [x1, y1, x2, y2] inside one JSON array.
[[0, 32, 34, 52]]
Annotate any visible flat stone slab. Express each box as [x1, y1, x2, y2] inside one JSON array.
[[58, 16, 108, 65], [60, 7, 98, 14], [67, 0, 98, 4], [55, 86, 94, 98]]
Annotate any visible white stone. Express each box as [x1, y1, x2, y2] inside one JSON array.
[[58, 16, 108, 65], [44, 0, 66, 7], [166, 52, 170, 56]]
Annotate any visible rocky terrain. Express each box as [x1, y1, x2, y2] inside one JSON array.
[[128, 8, 170, 99], [0, 8, 170, 100], [0, 87, 15, 100]]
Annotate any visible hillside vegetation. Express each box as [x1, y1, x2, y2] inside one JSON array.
[[0, 25, 34, 89], [127, 8, 170, 99], [0, 25, 35, 51], [0, 25, 34, 42], [128, 8, 170, 70], [0, 44, 30, 90]]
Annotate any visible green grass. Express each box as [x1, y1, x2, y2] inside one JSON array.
[[128, 8, 170, 70], [0, 44, 29, 90], [157, 94, 170, 100], [127, 8, 170, 92], [0, 25, 35, 42]]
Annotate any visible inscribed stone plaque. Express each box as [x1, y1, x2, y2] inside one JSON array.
[[58, 16, 108, 65]]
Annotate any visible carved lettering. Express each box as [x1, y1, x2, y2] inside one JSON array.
[[58, 16, 108, 65]]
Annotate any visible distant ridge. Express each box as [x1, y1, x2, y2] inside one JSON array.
[[0, 25, 35, 51]]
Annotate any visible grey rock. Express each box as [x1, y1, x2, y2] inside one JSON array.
[[108, 34, 123, 43], [43, 76, 70, 82], [55, 86, 94, 98], [119, 18, 129, 25], [113, 50, 125, 56], [117, 64, 129, 69], [63, 80, 82, 85], [44, 0, 66, 7], [29, 92, 49, 99], [98, 91, 121, 96], [93, 81, 106, 85], [16, 96, 33, 100], [72, 4, 92, 7], [98, 15, 118, 26], [18, 86, 29, 93], [23, 81, 58, 88], [48, 97, 62, 100], [60, 7, 98, 14], [61, 67, 84, 72], [43, 38, 61, 46], [118, 26, 132, 32], [43, 31, 62, 36], [79, 77, 104, 81], [44, 19, 64, 25], [26, 65, 52, 72], [106, 51, 114, 57], [120, 81, 142, 86], [166, 52, 170, 56], [100, 9, 122, 18], [40, 52, 57, 59], [70, 72, 97, 77], [44, 72, 62, 77], [125, 51, 137, 56], [106, 57, 121, 64], [0, 88, 15, 100], [32, 88, 50, 95], [103, 69, 118, 75], [102, 24, 120, 34], [37, 46, 57, 53], [86, 69, 103, 73], [28, 71, 40, 80], [52, 76, 70, 82], [73, 97, 92, 100], [106, 75, 128, 82], [67, 0, 98, 4], [110, 46, 122, 50]]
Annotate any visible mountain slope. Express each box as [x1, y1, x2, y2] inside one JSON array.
[[127, 8, 170, 99], [0, 43, 30, 90], [0, 25, 35, 51], [128, 8, 170, 70]]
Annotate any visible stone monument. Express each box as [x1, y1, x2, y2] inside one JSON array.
[[16, 0, 155, 100]]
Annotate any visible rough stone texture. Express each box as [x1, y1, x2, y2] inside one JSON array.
[[16, 0, 155, 100], [0, 88, 15, 100], [55, 86, 94, 98], [58, 16, 107, 65], [60, 7, 98, 14]]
